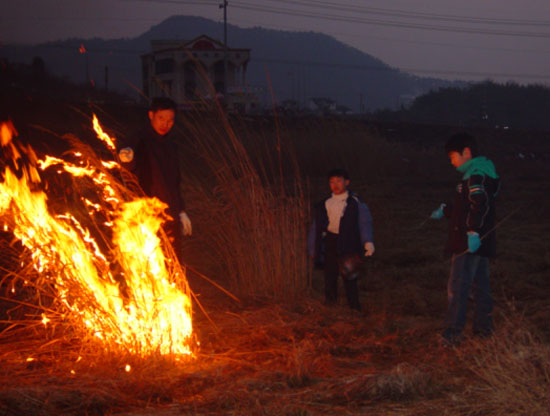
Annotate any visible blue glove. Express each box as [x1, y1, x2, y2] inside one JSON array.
[[467, 232, 481, 253], [430, 203, 446, 219]]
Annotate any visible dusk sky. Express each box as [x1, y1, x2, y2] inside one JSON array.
[[2, 0, 550, 84]]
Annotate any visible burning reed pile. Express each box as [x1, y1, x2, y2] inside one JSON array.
[[0, 117, 194, 358], [0, 103, 313, 414]]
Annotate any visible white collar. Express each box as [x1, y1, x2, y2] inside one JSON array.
[[331, 191, 349, 201]]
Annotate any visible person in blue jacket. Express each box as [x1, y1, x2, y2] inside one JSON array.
[[308, 169, 374, 311], [431, 132, 500, 346]]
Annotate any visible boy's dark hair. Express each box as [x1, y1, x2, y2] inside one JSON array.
[[445, 132, 478, 157], [150, 96, 177, 113], [327, 168, 350, 180]]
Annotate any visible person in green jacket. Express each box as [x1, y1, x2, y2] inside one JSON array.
[[431, 132, 500, 346]]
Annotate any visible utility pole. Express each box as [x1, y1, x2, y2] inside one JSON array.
[[85, 54, 89, 84], [219, 0, 228, 99], [79, 43, 88, 84], [105, 65, 109, 91]]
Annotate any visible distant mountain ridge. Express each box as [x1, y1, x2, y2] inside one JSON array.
[[1, 15, 462, 111]]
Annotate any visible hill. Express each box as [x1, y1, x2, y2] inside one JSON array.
[[0, 15, 462, 111]]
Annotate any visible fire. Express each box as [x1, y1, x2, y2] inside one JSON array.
[[0, 117, 193, 357]]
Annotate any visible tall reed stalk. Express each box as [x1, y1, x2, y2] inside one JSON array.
[[177, 107, 309, 299]]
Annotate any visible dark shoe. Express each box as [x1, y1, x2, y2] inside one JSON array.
[[349, 304, 361, 313], [472, 329, 493, 340], [440, 330, 463, 347], [439, 336, 457, 348]]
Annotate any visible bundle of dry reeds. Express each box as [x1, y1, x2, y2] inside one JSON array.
[[0, 118, 193, 358], [176, 107, 309, 300]]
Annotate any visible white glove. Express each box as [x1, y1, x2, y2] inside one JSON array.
[[119, 147, 134, 163], [364, 242, 375, 257], [179, 211, 192, 236]]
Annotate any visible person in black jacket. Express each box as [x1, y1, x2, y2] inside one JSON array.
[[431, 133, 500, 346], [117, 97, 191, 261], [308, 169, 374, 311]]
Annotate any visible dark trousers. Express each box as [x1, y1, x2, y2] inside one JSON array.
[[324, 232, 361, 311], [443, 253, 493, 342], [163, 219, 183, 264]]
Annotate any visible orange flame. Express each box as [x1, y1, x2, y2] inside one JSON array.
[[0, 118, 194, 357], [92, 114, 116, 151]]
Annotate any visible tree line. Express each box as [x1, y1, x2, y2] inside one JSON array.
[[373, 81, 550, 131]]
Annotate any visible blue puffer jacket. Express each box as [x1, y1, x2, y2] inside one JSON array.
[[307, 192, 373, 262]]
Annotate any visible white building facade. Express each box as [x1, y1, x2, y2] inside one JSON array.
[[141, 35, 257, 112]]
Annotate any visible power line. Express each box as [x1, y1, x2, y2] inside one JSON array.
[[119, 0, 550, 27], [115, 0, 550, 32], [118, 0, 218, 5], [6, 0, 550, 83], [2, 17, 163, 22], [228, 1, 550, 39], [7, 15, 550, 56], [229, 16, 550, 55], [30, 39, 550, 81], [9, 0, 550, 39], [116, 0, 550, 38], [253, 56, 550, 81], [264, 0, 550, 27]]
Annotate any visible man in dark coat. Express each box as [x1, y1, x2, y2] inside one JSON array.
[[431, 132, 500, 346], [118, 97, 191, 261]]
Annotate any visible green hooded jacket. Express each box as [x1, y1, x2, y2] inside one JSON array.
[[445, 155, 500, 257], [457, 156, 499, 180]]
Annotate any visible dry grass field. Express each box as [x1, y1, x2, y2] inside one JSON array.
[[1, 99, 549, 415]]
